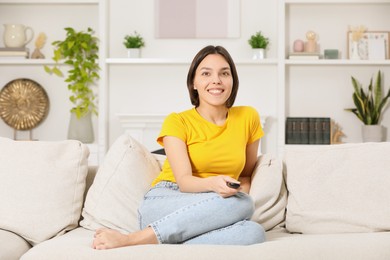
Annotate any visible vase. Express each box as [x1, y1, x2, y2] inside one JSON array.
[[68, 112, 94, 143], [127, 48, 140, 58], [361, 125, 383, 142], [350, 41, 361, 60], [252, 48, 265, 60], [3, 24, 34, 48]]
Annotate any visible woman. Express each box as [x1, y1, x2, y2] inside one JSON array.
[[93, 45, 265, 249]]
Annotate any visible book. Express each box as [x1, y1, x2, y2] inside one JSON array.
[[0, 47, 28, 52], [0, 47, 29, 57], [286, 117, 309, 144], [286, 117, 331, 145], [288, 52, 322, 60]]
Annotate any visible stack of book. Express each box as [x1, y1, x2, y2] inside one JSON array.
[[288, 52, 322, 60], [0, 47, 29, 59], [286, 117, 331, 145]]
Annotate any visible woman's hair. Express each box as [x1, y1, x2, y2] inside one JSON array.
[[186, 45, 239, 108]]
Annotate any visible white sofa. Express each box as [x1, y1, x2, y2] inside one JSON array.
[[1, 134, 389, 260]]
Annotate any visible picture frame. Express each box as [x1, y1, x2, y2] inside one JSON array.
[[347, 31, 389, 60]]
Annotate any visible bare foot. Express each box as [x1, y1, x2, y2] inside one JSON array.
[[92, 227, 158, 250]]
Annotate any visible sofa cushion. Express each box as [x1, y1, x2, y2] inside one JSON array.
[[0, 229, 31, 260], [80, 133, 161, 233], [284, 142, 390, 234], [20, 227, 390, 260], [249, 154, 287, 231], [0, 137, 89, 245]]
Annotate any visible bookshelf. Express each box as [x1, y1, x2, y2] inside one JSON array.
[[278, 0, 390, 156], [0, 0, 389, 161]]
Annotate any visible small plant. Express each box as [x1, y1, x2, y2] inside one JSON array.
[[123, 31, 145, 49], [345, 70, 390, 125], [248, 31, 269, 49], [44, 27, 100, 119]]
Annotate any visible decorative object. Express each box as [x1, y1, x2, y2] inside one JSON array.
[[31, 32, 46, 59], [0, 78, 49, 140], [346, 28, 389, 60], [330, 120, 345, 144], [348, 25, 366, 60], [155, 0, 240, 38], [293, 39, 304, 52], [304, 31, 317, 53], [324, 49, 339, 59], [248, 31, 269, 60], [68, 112, 94, 143], [123, 31, 145, 58], [44, 27, 99, 143], [345, 70, 390, 142], [3, 24, 34, 48]]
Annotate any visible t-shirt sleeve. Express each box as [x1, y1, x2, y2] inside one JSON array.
[[157, 113, 187, 147], [247, 107, 264, 144]]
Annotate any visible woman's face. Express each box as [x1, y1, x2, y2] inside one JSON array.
[[193, 54, 233, 108]]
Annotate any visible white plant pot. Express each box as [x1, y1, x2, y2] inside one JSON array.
[[68, 112, 94, 143], [127, 48, 140, 58], [252, 48, 265, 60], [362, 125, 383, 142]]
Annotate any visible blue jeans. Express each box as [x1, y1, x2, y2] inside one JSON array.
[[138, 181, 265, 245]]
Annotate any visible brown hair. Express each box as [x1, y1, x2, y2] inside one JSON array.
[[186, 45, 239, 108]]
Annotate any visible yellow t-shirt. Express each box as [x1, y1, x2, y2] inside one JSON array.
[[152, 106, 264, 186]]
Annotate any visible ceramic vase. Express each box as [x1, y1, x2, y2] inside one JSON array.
[[3, 24, 34, 48], [252, 48, 265, 60], [362, 125, 383, 142], [68, 112, 94, 143], [350, 41, 361, 60], [127, 48, 140, 58]]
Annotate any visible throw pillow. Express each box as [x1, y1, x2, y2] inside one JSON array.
[[0, 137, 89, 245], [80, 133, 161, 233], [284, 142, 390, 234], [249, 154, 287, 231]]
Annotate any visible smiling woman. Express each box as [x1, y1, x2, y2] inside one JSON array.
[[92, 46, 266, 249]]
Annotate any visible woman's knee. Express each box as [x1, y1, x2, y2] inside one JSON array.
[[226, 192, 255, 220], [240, 221, 266, 244]]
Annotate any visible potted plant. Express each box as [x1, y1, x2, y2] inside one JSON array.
[[248, 31, 269, 60], [123, 31, 145, 58], [44, 27, 100, 143], [345, 70, 390, 142]]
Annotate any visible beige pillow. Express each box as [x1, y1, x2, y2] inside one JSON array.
[[250, 154, 287, 231], [284, 142, 390, 234], [0, 137, 89, 245], [80, 133, 161, 233]]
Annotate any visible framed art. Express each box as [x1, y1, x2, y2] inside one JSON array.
[[155, 0, 240, 39], [347, 31, 389, 60]]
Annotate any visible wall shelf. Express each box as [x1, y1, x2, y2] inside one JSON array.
[[106, 58, 278, 65]]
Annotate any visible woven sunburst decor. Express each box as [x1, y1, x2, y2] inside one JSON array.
[[0, 78, 49, 130]]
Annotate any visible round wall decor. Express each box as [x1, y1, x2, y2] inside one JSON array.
[[0, 78, 49, 130]]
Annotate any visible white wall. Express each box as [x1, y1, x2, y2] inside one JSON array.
[[107, 0, 279, 154], [1, 1, 389, 158]]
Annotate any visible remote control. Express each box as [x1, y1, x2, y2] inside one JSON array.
[[226, 182, 240, 189]]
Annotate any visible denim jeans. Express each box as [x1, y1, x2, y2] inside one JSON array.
[[138, 181, 265, 245]]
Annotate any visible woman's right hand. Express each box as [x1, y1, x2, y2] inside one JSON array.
[[209, 175, 241, 198]]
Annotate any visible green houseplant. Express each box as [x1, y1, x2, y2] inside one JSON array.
[[248, 31, 269, 59], [345, 70, 390, 141], [123, 31, 145, 58], [44, 27, 100, 143], [248, 31, 269, 49]]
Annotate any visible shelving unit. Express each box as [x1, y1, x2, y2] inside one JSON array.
[[1, 0, 389, 161], [0, 0, 104, 164], [278, 0, 390, 156]]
